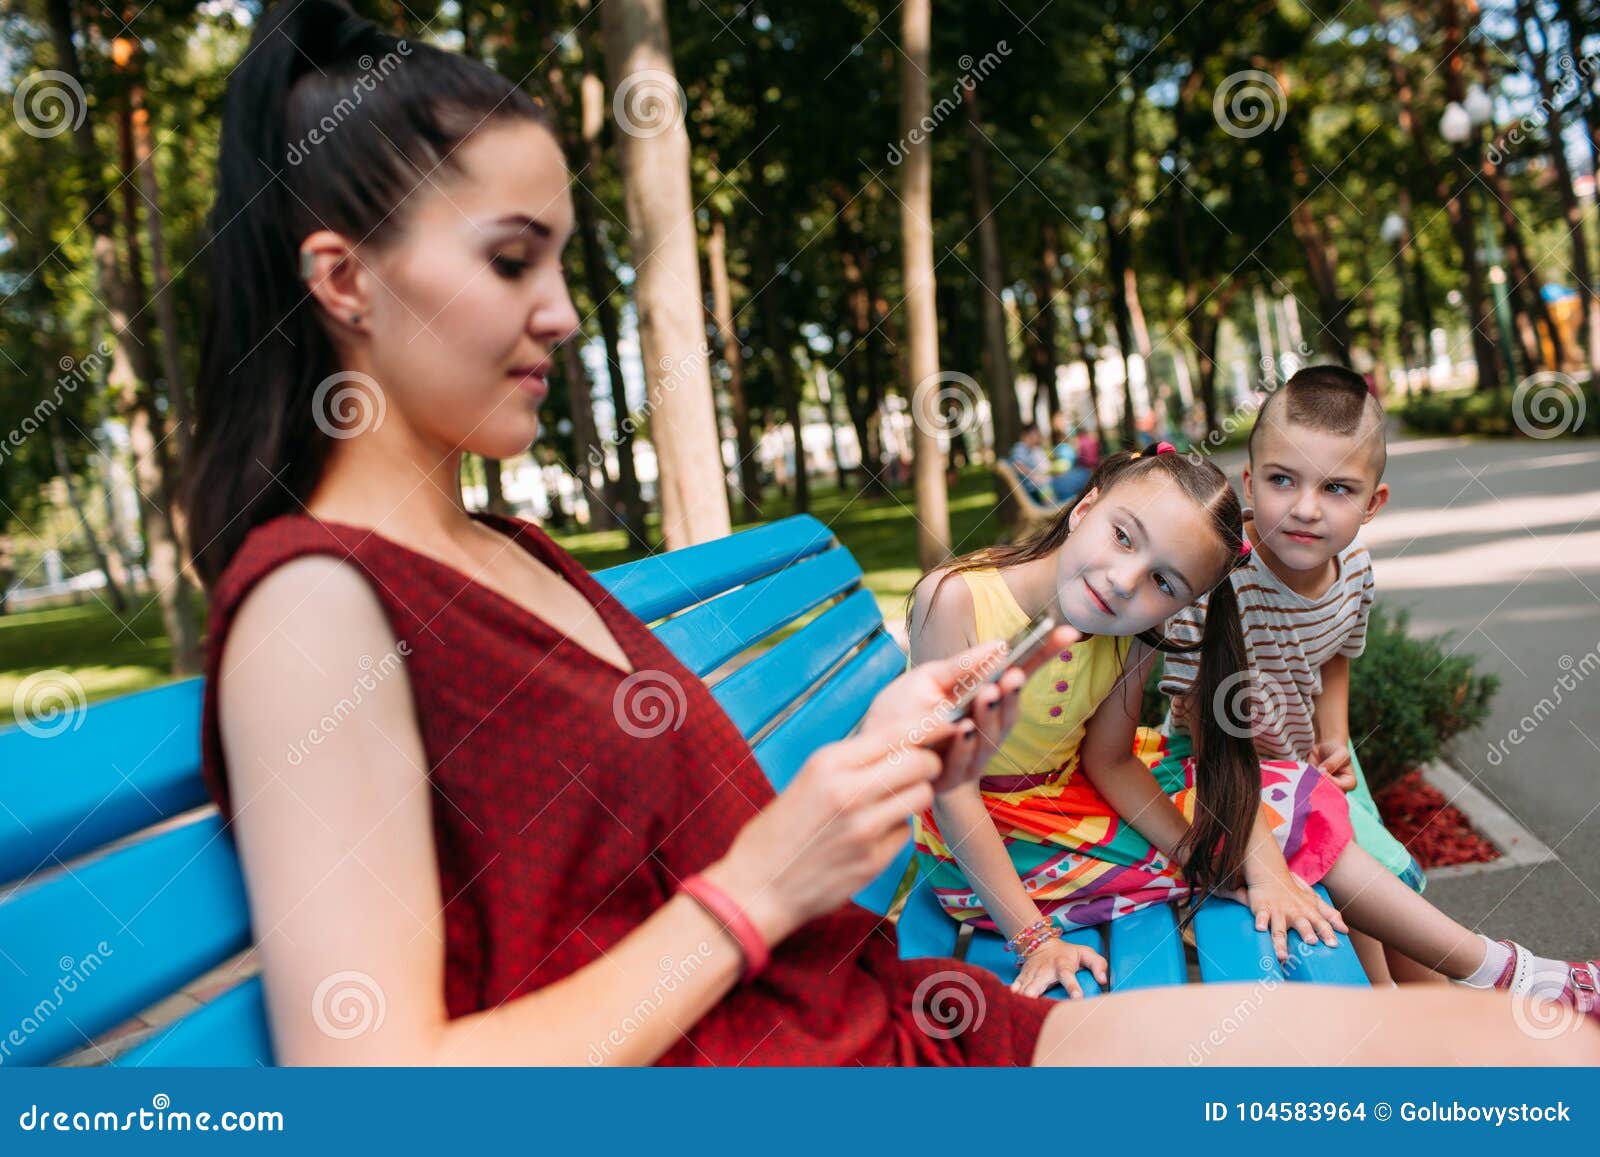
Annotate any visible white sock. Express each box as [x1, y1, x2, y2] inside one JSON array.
[[1460, 935, 1511, 988], [1460, 936, 1574, 1000], [1523, 952, 1578, 1001]]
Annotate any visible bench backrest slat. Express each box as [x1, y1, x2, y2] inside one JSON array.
[[595, 515, 835, 623], [652, 547, 862, 678], [0, 679, 207, 886], [0, 814, 251, 1066]]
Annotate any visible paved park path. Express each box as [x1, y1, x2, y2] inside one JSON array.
[[1224, 430, 1600, 959]]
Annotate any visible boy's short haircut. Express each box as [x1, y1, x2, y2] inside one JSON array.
[[1249, 364, 1388, 481]]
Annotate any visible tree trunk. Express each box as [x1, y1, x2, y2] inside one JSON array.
[[1104, 221, 1140, 449], [1030, 221, 1062, 426], [901, 0, 950, 570], [120, 40, 192, 469], [836, 203, 892, 494], [50, 422, 127, 612], [744, 83, 808, 515], [560, 341, 616, 530], [601, 0, 730, 548], [705, 207, 761, 520], [480, 457, 510, 515], [962, 79, 1022, 456], [49, 0, 200, 673], [569, 23, 643, 533]]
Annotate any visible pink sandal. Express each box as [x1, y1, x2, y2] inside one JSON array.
[[1492, 940, 1600, 1021]]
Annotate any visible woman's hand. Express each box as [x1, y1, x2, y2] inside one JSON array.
[[1236, 860, 1348, 964], [859, 627, 1081, 795], [1010, 935, 1109, 1000]]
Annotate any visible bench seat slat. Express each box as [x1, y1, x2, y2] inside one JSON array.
[[1192, 895, 1283, 984], [1281, 886, 1370, 986], [1106, 901, 1188, 990]]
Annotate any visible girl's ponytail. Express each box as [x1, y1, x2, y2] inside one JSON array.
[[1172, 571, 1258, 904], [182, 0, 548, 588]]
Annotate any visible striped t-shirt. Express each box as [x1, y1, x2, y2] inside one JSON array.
[[1158, 533, 1375, 762]]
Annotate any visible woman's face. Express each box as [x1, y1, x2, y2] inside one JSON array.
[[1053, 471, 1231, 636], [355, 119, 580, 461]]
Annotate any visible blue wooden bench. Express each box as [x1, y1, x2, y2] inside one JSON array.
[[0, 514, 1364, 1067]]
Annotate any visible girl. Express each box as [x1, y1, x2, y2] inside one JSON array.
[[910, 446, 1600, 1016], [184, 0, 1593, 1066]]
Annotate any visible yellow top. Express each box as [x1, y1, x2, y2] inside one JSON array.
[[957, 567, 1134, 801]]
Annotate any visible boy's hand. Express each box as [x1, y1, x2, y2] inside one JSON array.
[[1308, 739, 1357, 792]]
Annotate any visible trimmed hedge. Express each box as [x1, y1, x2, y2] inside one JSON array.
[[1401, 382, 1598, 438]]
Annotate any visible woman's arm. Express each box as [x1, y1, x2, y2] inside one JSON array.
[[221, 557, 780, 1065]]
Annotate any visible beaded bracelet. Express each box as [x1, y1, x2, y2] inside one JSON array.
[[1004, 916, 1060, 959], [1017, 924, 1063, 960]]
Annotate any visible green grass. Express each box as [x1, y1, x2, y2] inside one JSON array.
[[0, 467, 1013, 711]]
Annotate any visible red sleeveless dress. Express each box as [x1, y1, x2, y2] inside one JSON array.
[[200, 512, 1056, 1066]]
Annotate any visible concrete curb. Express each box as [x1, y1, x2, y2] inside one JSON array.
[[1419, 759, 1558, 882]]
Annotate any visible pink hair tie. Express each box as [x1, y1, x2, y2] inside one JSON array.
[[1155, 441, 1175, 455], [1239, 539, 1252, 558]]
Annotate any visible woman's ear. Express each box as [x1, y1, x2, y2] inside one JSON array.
[[1067, 486, 1099, 532], [298, 230, 371, 332]]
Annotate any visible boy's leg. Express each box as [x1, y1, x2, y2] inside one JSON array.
[[1349, 929, 1395, 985], [1342, 746, 1426, 890]]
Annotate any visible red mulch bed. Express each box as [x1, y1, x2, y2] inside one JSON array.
[[1373, 770, 1501, 868]]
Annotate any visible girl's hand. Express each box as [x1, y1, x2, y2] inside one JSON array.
[[1235, 863, 1347, 964], [1010, 935, 1109, 1000], [1308, 740, 1357, 792]]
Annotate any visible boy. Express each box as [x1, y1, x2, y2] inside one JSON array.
[[1161, 366, 1574, 994]]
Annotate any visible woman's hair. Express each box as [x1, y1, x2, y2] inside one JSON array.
[[913, 448, 1258, 903], [181, 0, 552, 588]]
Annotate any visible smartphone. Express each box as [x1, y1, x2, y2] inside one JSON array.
[[936, 609, 1058, 725]]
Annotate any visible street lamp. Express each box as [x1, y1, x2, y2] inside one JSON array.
[[1439, 89, 1517, 387]]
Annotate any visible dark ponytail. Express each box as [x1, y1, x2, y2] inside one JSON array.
[[181, 0, 550, 588], [914, 445, 1261, 904], [1171, 562, 1257, 906]]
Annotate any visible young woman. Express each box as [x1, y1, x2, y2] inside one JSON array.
[[181, 0, 1596, 1066]]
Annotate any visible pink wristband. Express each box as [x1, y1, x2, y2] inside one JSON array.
[[680, 874, 771, 982]]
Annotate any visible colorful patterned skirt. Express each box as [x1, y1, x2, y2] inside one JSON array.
[[912, 727, 1356, 932]]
